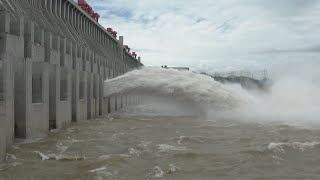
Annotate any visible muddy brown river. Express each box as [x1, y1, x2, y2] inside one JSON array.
[[1, 102, 320, 180]]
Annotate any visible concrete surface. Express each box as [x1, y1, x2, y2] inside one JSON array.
[[0, 0, 143, 161]]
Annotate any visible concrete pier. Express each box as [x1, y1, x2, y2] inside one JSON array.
[[0, 0, 143, 161]]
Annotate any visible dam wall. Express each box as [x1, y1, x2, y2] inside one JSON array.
[[0, 0, 143, 161]]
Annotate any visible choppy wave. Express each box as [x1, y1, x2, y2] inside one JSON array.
[[5, 153, 17, 161], [268, 141, 320, 153], [89, 166, 108, 173], [168, 164, 180, 174], [146, 164, 180, 178], [96, 154, 130, 163], [56, 142, 68, 153], [157, 144, 187, 152], [33, 151, 86, 161], [0, 162, 22, 171], [150, 166, 165, 178], [128, 148, 142, 157], [15, 138, 43, 145], [104, 67, 253, 109], [89, 166, 113, 180], [175, 136, 206, 144]]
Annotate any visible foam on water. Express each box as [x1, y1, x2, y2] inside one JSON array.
[[56, 142, 68, 153], [268, 141, 320, 153], [128, 148, 142, 157], [168, 164, 180, 174], [33, 151, 86, 161], [157, 144, 187, 152], [89, 166, 107, 173], [96, 154, 130, 162], [5, 153, 17, 160], [177, 136, 205, 144], [97, 155, 111, 161], [146, 164, 180, 178], [149, 166, 165, 178]]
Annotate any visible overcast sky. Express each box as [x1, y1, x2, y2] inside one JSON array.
[[86, 0, 320, 72]]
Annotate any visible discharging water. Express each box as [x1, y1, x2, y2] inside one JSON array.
[[1, 67, 320, 179]]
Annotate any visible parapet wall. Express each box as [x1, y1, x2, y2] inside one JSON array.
[[0, 0, 143, 161]]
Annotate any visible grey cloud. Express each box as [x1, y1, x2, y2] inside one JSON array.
[[93, 0, 320, 71], [258, 45, 320, 54], [252, 0, 318, 15]]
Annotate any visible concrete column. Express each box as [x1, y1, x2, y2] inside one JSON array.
[[71, 8, 75, 28], [77, 46, 88, 120], [0, 110, 4, 160], [0, 12, 15, 158], [42, 0, 46, 9], [48, 0, 53, 14], [87, 72, 93, 119], [25, 59, 32, 136], [74, 68, 81, 121], [24, 21, 48, 137], [24, 20, 34, 58], [18, 16, 25, 38], [58, 0, 62, 18], [66, 3, 70, 24], [44, 31, 52, 63], [53, 0, 57, 15], [0, 11, 10, 33], [121, 95, 124, 108], [72, 44, 79, 122], [60, 38, 66, 66], [118, 36, 124, 76], [99, 74, 104, 116], [42, 63, 50, 132], [96, 74, 100, 117], [0, 47, 14, 160]]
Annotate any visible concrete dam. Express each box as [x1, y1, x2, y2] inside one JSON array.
[[203, 72, 273, 92], [0, 0, 143, 161]]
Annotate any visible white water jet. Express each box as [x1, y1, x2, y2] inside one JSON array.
[[104, 65, 320, 126], [104, 67, 253, 109]]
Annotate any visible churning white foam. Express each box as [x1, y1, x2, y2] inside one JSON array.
[[33, 151, 86, 161], [89, 166, 107, 173], [148, 166, 165, 178], [177, 136, 205, 144], [167, 164, 180, 173], [5, 153, 17, 160], [128, 148, 142, 157], [56, 142, 68, 153], [268, 141, 320, 153], [157, 144, 187, 152], [104, 67, 253, 109], [146, 165, 180, 178]]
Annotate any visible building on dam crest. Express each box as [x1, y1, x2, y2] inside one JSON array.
[[0, 0, 143, 161]]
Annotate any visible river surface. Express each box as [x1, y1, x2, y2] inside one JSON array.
[[1, 103, 320, 180]]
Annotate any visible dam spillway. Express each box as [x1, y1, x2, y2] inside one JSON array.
[[0, 0, 143, 161]]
